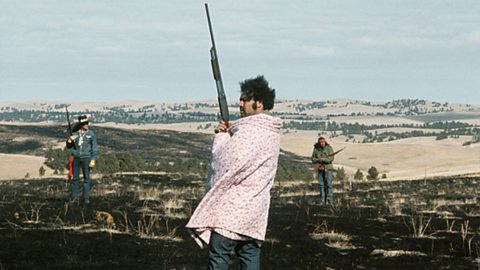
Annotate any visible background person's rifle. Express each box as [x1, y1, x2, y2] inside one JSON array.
[[205, 3, 229, 122], [65, 105, 75, 181], [65, 105, 76, 150]]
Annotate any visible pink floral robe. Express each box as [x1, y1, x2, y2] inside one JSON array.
[[186, 113, 282, 248]]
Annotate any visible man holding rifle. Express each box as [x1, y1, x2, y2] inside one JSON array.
[[311, 137, 335, 205], [187, 5, 281, 269], [66, 115, 98, 204], [187, 75, 281, 269]]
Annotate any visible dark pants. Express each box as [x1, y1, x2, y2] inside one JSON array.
[[318, 170, 333, 204], [208, 231, 260, 270], [71, 157, 91, 201]]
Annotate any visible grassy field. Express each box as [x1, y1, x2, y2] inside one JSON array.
[[0, 124, 311, 181], [2, 122, 479, 181], [0, 120, 479, 268], [0, 174, 479, 269], [280, 130, 480, 180]]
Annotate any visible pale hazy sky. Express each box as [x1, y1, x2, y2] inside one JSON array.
[[1, 0, 479, 104]]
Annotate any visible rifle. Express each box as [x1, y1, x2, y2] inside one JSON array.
[[205, 3, 229, 122], [65, 105, 76, 150], [313, 147, 346, 174], [330, 147, 346, 157], [65, 105, 75, 181]]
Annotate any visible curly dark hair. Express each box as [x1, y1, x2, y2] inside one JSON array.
[[239, 75, 276, 110]]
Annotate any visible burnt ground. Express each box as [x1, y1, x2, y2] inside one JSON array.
[[0, 174, 479, 269]]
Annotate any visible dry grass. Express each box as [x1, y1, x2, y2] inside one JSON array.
[[278, 190, 317, 198], [387, 198, 403, 216], [137, 213, 160, 237], [404, 214, 434, 238], [20, 203, 46, 224], [371, 249, 427, 257], [137, 186, 162, 201], [162, 198, 188, 219], [310, 221, 359, 250]]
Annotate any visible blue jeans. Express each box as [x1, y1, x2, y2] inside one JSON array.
[[71, 157, 91, 201], [318, 170, 333, 204], [208, 231, 260, 270]]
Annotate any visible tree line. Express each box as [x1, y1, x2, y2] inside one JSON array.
[[43, 147, 313, 181], [44, 148, 147, 174], [283, 120, 473, 132]]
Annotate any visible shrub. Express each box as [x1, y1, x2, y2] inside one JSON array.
[[335, 167, 346, 180], [354, 169, 363, 180], [39, 166, 46, 177], [367, 166, 379, 180]]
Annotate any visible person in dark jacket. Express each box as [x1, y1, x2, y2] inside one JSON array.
[[66, 115, 98, 204], [311, 137, 334, 205]]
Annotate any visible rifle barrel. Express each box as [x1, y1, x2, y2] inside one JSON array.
[[205, 3, 229, 122], [65, 105, 72, 135], [330, 147, 346, 156], [65, 105, 76, 149], [205, 4, 217, 51]]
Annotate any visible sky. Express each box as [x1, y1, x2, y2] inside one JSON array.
[[1, 0, 479, 104]]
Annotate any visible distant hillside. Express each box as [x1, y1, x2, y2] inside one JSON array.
[[1, 98, 479, 144], [0, 98, 479, 124], [0, 124, 311, 181]]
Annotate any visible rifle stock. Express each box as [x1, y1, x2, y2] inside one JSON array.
[[205, 3, 229, 122]]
